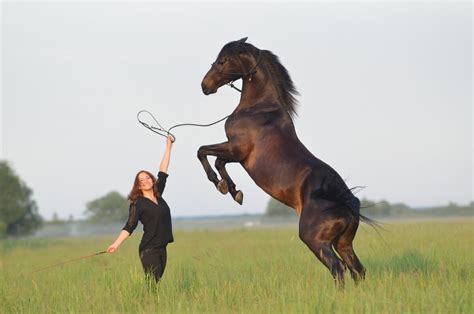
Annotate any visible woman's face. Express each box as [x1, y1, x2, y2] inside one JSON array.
[[138, 172, 154, 191]]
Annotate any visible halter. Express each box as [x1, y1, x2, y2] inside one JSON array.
[[210, 48, 262, 92]]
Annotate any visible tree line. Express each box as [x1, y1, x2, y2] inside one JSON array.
[[265, 197, 474, 217]]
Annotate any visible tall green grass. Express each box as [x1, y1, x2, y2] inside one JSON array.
[[1, 219, 472, 313]]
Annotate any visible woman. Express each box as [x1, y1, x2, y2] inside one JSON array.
[[107, 135, 174, 283]]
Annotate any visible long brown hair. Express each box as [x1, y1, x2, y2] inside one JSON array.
[[128, 170, 160, 203]]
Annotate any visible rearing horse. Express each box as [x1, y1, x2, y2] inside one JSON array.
[[198, 38, 372, 286]]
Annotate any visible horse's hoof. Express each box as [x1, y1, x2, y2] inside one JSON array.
[[234, 191, 243, 205], [217, 180, 229, 194]]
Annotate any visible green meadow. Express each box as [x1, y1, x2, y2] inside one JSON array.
[[1, 219, 472, 313]]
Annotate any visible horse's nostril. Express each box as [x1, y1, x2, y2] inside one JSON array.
[[201, 81, 211, 95]]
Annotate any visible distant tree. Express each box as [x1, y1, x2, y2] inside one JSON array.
[[0, 161, 43, 237], [49, 212, 67, 225], [361, 198, 414, 217], [389, 202, 414, 216], [360, 198, 391, 216], [447, 202, 458, 210], [84, 191, 128, 222], [265, 198, 295, 216], [52, 212, 60, 223]]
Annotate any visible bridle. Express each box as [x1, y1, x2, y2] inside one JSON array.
[[210, 48, 262, 92]]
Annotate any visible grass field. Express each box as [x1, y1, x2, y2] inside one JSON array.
[[1, 219, 473, 313]]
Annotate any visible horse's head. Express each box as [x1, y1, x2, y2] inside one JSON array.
[[201, 37, 257, 95]]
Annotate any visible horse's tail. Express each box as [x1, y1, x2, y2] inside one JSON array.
[[344, 195, 381, 228]]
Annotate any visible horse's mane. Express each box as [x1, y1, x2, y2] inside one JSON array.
[[258, 49, 299, 119]]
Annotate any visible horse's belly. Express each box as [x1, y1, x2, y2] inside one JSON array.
[[242, 152, 310, 209]]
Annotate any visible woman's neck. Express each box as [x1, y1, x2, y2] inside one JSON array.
[[142, 190, 155, 199]]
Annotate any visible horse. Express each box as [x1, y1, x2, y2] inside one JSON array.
[[198, 37, 373, 286]]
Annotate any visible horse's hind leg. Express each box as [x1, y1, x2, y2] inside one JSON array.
[[215, 158, 243, 205], [299, 201, 347, 287], [334, 217, 366, 283]]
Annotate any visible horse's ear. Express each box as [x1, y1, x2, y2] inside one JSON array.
[[237, 37, 248, 43]]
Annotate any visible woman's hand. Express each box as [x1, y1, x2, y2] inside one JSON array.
[[167, 134, 174, 146], [107, 243, 119, 254], [107, 230, 130, 253]]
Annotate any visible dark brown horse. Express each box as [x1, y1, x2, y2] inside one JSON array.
[[198, 37, 373, 286]]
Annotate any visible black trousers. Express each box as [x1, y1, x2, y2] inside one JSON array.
[[139, 247, 167, 283]]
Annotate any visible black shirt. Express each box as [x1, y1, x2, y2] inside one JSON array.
[[122, 171, 174, 252]]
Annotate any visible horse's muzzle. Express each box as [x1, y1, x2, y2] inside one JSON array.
[[201, 81, 217, 95]]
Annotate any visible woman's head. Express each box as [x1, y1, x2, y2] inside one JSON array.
[[128, 170, 158, 202]]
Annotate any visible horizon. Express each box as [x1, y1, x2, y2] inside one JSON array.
[[44, 199, 473, 221]]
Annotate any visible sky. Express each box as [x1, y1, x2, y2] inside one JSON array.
[[1, 1, 472, 220]]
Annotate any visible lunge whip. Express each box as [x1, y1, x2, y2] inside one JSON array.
[[30, 251, 107, 274]]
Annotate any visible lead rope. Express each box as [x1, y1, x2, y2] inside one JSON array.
[[227, 81, 242, 92], [137, 110, 230, 142]]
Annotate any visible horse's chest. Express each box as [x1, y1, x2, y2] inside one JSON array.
[[225, 116, 244, 130], [224, 118, 250, 139], [225, 112, 272, 135]]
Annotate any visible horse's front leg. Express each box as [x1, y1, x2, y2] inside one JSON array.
[[215, 158, 243, 205], [197, 142, 236, 196]]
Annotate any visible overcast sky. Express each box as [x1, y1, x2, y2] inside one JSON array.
[[1, 1, 472, 220]]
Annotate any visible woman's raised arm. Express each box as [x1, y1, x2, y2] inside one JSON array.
[[159, 135, 173, 174]]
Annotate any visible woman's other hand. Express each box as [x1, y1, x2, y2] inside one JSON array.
[[107, 243, 118, 253]]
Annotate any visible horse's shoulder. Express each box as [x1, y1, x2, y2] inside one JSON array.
[[233, 105, 283, 119]]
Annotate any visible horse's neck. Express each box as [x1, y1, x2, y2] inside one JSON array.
[[237, 71, 279, 111]]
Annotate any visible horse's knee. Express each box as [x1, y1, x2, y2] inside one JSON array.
[[197, 147, 206, 160], [215, 158, 225, 169]]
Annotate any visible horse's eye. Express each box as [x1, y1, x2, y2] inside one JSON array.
[[211, 58, 227, 68]]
